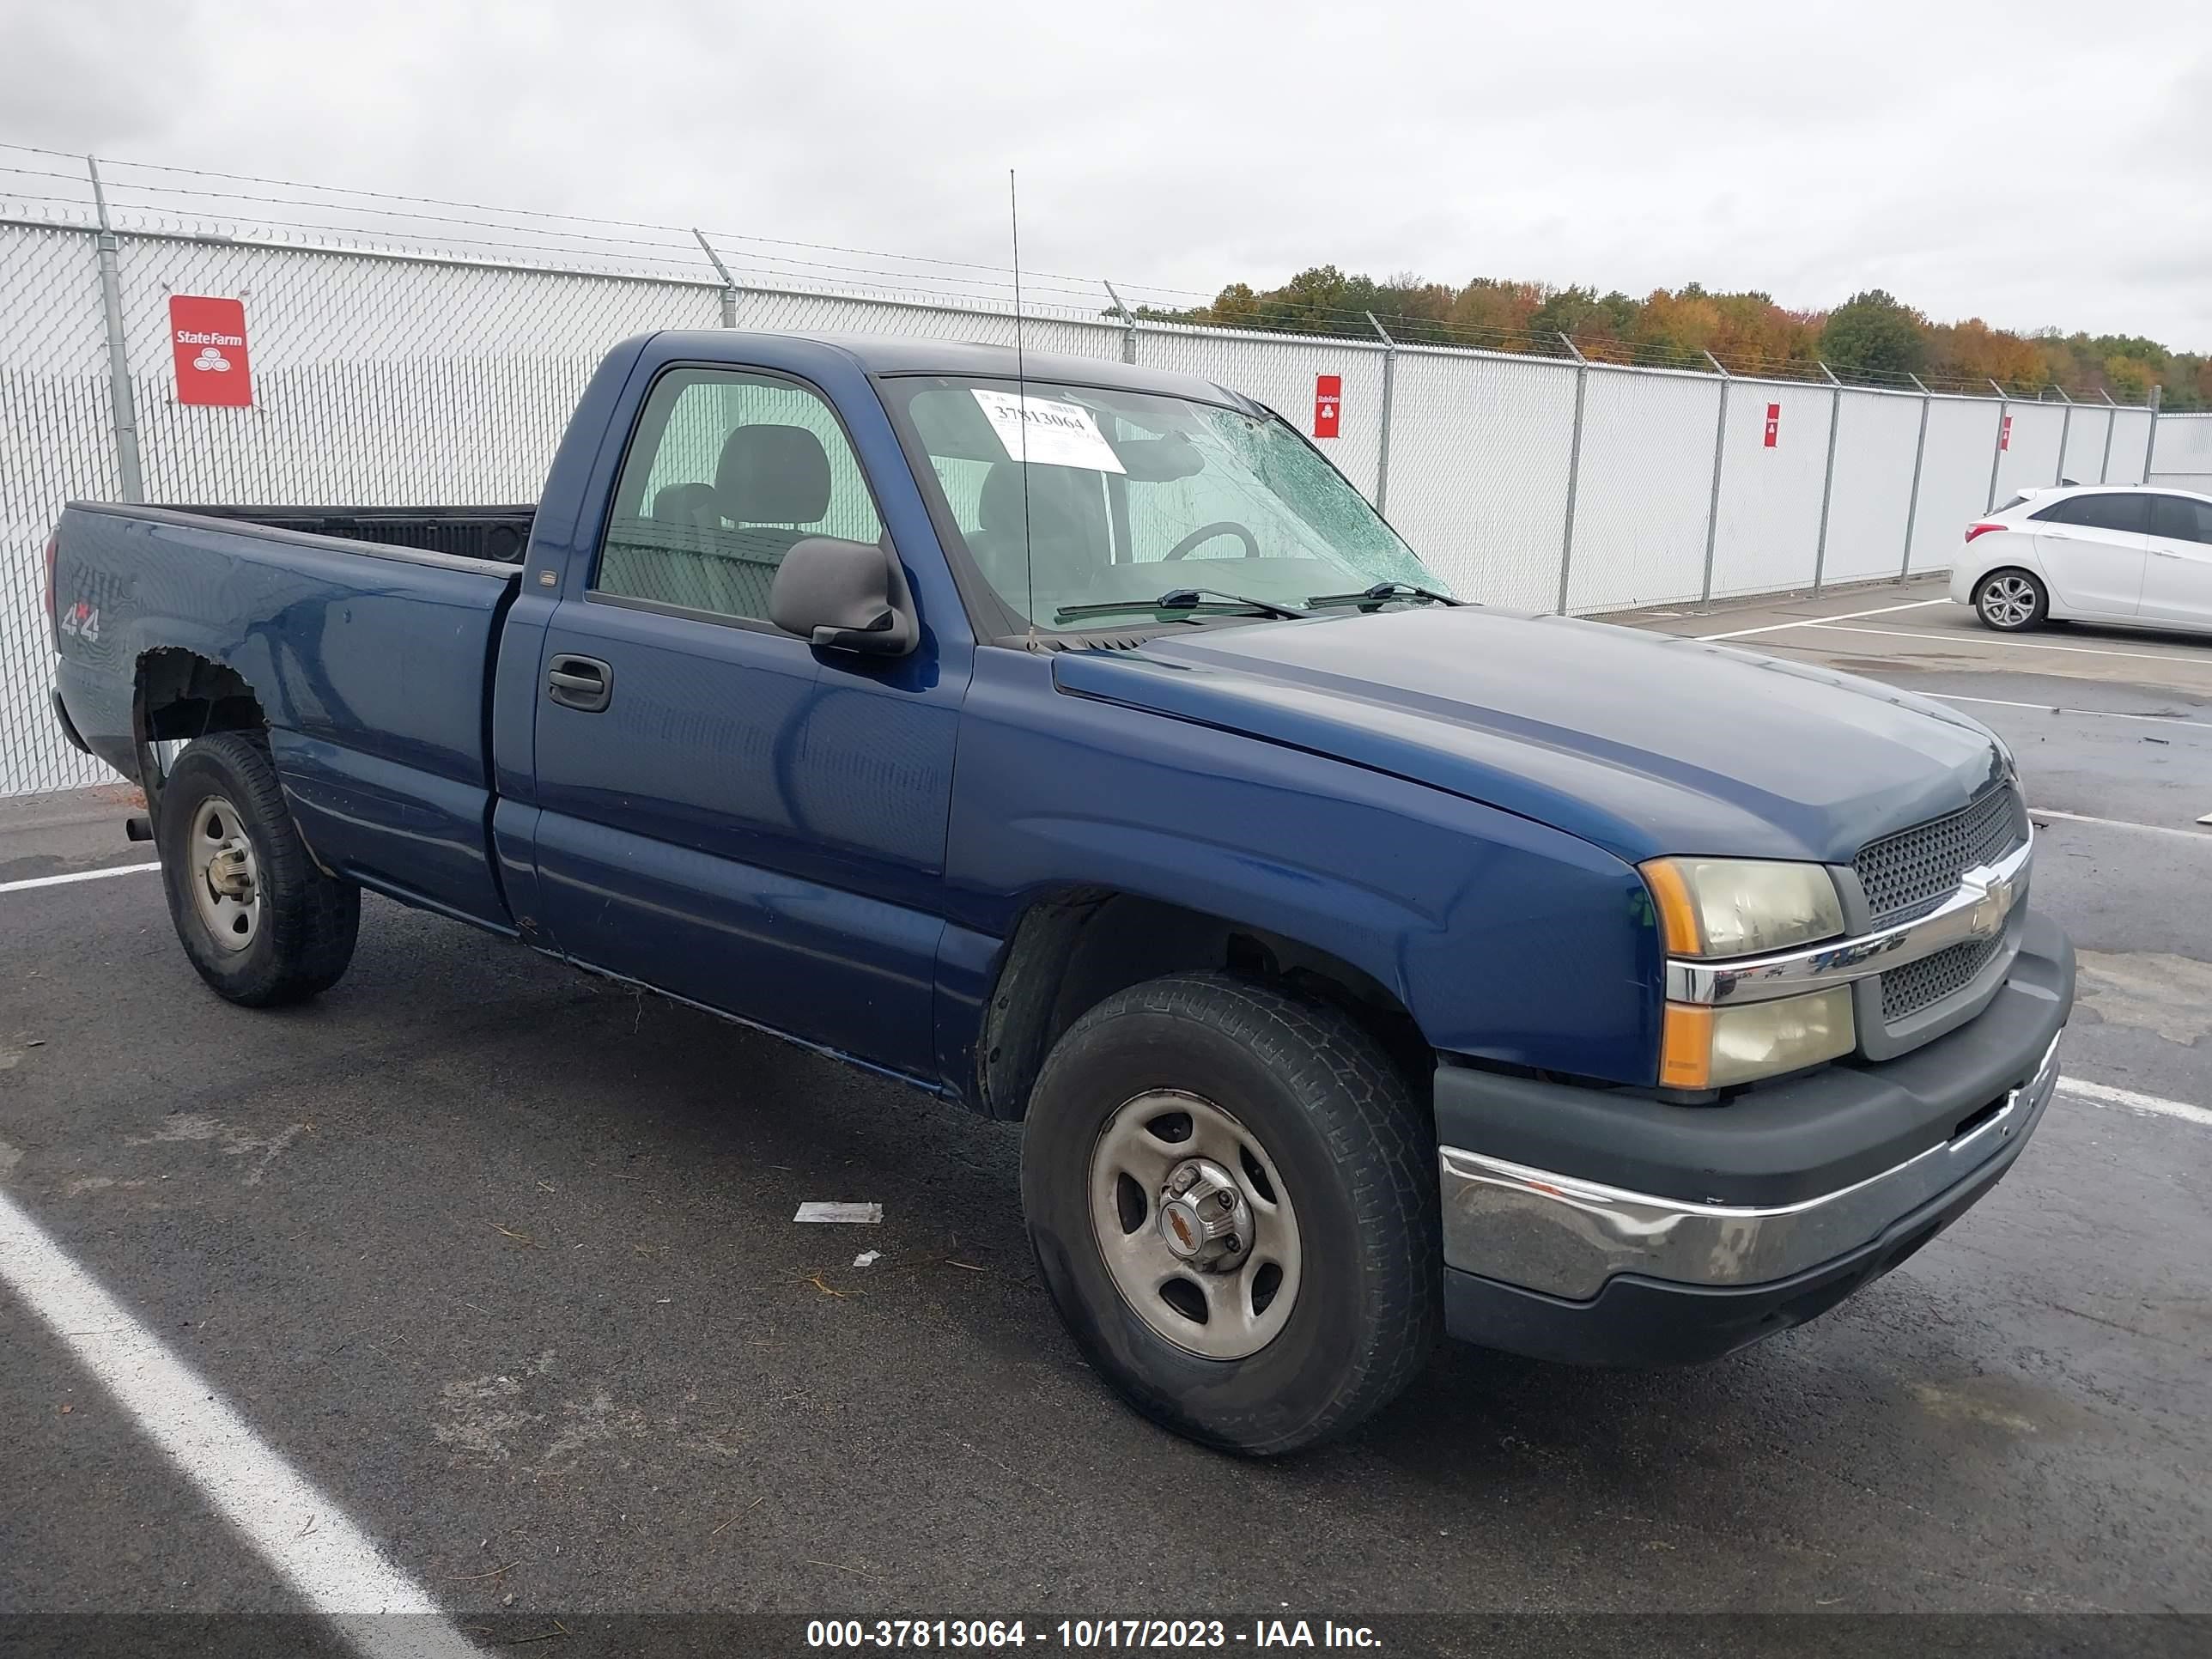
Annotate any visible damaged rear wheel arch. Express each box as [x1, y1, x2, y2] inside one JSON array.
[[132, 648, 268, 818]]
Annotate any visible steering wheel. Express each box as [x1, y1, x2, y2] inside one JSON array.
[[1162, 520, 1261, 561]]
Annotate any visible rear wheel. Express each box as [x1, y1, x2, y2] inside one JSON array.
[[1021, 972, 1439, 1455], [1973, 568, 2048, 632], [157, 732, 359, 1006]]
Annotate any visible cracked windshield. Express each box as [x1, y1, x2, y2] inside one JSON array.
[[890, 377, 1449, 629]]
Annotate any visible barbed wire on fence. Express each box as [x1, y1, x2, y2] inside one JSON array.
[[0, 141, 2157, 404]]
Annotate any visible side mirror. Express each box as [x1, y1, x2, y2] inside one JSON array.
[[769, 536, 919, 657]]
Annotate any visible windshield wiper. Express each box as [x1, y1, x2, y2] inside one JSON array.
[[1054, 586, 1312, 623], [1304, 580, 1465, 610]]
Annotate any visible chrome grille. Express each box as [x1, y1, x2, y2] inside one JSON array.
[[1854, 783, 2027, 925], [1880, 934, 2003, 1024]]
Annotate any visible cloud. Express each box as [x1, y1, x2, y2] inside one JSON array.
[[5, 0, 2207, 349]]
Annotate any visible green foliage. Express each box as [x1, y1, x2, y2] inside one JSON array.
[[1820, 290, 1928, 379], [1152, 264, 2204, 407]]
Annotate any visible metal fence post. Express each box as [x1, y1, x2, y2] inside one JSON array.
[[1698, 350, 1729, 603], [86, 156, 145, 503], [1104, 281, 1139, 366], [1366, 311, 1396, 515], [2051, 386, 2073, 484], [2098, 388, 2118, 483], [1555, 333, 1589, 614], [691, 229, 739, 326], [2145, 383, 2163, 481], [1811, 362, 1843, 593], [1899, 374, 1933, 579], [1984, 379, 2008, 510]]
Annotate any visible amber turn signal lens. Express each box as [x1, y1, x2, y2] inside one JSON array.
[[1659, 1003, 1716, 1089], [1642, 858, 1703, 957]]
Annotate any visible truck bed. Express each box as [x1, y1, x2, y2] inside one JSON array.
[[51, 501, 526, 929], [154, 503, 535, 564]]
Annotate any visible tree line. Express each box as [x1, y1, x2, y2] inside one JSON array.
[[1133, 269, 2207, 409]]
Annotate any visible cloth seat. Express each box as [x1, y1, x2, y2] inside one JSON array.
[[597, 425, 835, 617]]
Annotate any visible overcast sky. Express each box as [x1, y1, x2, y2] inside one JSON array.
[[5, 0, 2209, 348]]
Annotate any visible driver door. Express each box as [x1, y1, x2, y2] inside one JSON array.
[[528, 364, 961, 1079]]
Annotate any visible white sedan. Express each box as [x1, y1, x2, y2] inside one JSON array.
[[1950, 483, 2212, 636]]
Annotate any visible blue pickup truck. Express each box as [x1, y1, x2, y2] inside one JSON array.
[[46, 331, 2073, 1453]]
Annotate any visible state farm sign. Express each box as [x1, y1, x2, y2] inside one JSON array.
[[169, 295, 253, 407]]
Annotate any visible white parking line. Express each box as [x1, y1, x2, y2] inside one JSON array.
[[1933, 694, 2212, 732], [2029, 807, 2212, 843], [1808, 623, 2209, 665], [0, 861, 160, 896], [1935, 694, 2212, 733], [0, 1189, 483, 1659], [1693, 598, 1949, 641], [2059, 1077, 2212, 1130]]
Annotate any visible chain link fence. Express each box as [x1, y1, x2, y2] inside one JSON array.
[[0, 155, 2184, 799], [2151, 412, 2212, 493]]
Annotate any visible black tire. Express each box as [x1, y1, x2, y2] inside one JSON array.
[[156, 732, 359, 1006], [1021, 972, 1439, 1455], [1972, 568, 2049, 632]]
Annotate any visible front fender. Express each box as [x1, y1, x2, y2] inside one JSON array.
[[945, 649, 1663, 1085]]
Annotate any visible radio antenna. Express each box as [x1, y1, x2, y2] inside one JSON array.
[[1010, 168, 1036, 644]]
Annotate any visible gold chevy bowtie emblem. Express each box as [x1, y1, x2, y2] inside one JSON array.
[[1963, 866, 2018, 939]]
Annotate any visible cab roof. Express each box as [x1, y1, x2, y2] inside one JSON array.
[[641, 329, 1262, 413]]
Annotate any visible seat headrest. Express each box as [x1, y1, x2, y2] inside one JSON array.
[[978, 459, 1028, 534], [979, 459, 1101, 532], [717, 425, 831, 523], [652, 483, 719, 524]]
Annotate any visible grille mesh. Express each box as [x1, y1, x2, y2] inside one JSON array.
[[1881, 935, 2003, 1024], [1854, 783, 2027, 925]]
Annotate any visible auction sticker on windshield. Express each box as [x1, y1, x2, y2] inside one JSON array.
[[971, 388, 1127, 473]]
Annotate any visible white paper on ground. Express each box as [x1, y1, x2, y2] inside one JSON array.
[[794, 1200, 883, 1224], [970, 387, 1127, 474], [853, 1250, 882, 1267]]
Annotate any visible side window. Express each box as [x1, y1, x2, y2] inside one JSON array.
[[595, 368, 884, 625], [2033, 493, 2148, 535], [2150, 495, 2212, 544]]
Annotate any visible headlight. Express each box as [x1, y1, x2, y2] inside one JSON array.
[[1641, 857, 1844, 958], [1661, 987, 1856, 1090]]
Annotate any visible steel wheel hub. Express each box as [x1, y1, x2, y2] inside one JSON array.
[[1158, 1158, 1253, 1271], [187, 796, 262, 952], [1088, 1090, 1301, 1361]]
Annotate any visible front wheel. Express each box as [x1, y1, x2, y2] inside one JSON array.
[[1973, 568, 2048, 632], [1021, 973, 1439, 1455], [156, 732, 360, 1006]]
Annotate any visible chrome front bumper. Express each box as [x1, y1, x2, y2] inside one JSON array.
[[1437, 1030, 2062, 1302]]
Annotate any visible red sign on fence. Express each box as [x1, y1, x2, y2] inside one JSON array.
[[1998, 413, 2012, 452], [1763, 403, 1780, 447], [1313, 374, 1341, 439], [169, 295, 253, 407]]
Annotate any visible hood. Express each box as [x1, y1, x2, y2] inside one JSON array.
[[1050, 605, 2009, 866]]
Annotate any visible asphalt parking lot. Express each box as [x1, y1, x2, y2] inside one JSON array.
[[3, 577, 2209, 1656]]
